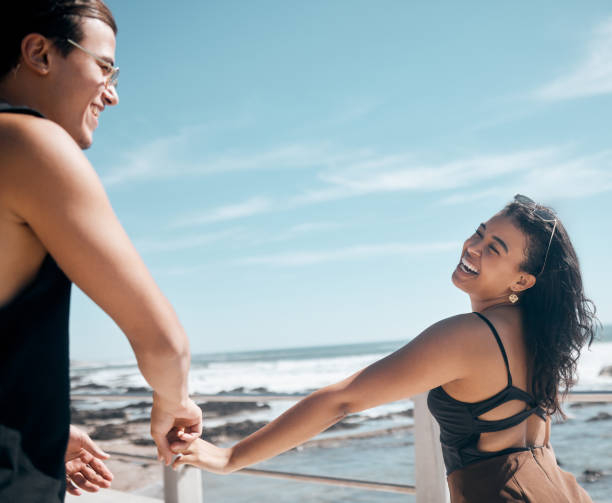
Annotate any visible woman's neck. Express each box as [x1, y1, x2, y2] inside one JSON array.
[[470, 295, 516, 313]]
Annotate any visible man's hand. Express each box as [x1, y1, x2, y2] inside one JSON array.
[[151, 393, 203, 465], [65, 425, 113, 496]]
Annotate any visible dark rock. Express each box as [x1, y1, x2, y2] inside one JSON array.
[[551, 416, 568, 425], [203, 420, 268, 440], [365, 409, 414, 421], [598, 365, 612, 377], [126, 417, 150, 424], [569, 402, 608, 408], [119, 401, 152, 410], [325, 420, 360, 431], [586, 412, 612, 422], [90, 424, 127, 440], [71, 407, 126, 423], [230, 387, 245, 393], [251, 387, 269, 393], [71, 383, 110, 391], [582, 469, 604, 483], [197, 401, 270, 418], [131, 438, 156, 447], [125, 386, 151, 393]]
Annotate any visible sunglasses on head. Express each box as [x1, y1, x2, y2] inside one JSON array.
[[513, 194, 557, 276]]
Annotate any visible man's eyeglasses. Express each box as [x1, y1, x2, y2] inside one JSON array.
[[66, 38, 119, 89], [514, 194, 557, 276]]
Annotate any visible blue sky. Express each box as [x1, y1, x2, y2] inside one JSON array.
[[71, 1, 612, 360]]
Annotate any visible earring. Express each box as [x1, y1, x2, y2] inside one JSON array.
[[509, 293, 519, 304]]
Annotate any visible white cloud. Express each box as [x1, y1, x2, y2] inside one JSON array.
[[102, 131, 190, 186], [172, 197, 272, 227], [535, 18, 612, 100], [102, 133, 370, 187], [288, 222, 342, 234], [257, 221, 345, 244], [520, 152, 612, 198], [237, 241, 459, 267], [292, 148, 558, 203], [169, 145, 612, 227], [438, 150, 612, 204], [134, 228, 243, 253]]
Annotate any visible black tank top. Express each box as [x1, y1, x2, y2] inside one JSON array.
[[0, 103, 72, 486], [427, 312, 546, 475]]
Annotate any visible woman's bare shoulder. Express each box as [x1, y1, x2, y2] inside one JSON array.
[[422, 312, 495, 342], [412, 312, 512, 370]]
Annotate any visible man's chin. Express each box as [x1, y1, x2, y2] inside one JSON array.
[[75, 131, 94, 150]]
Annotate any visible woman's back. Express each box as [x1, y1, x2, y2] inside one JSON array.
[[428, 307, 547, 474], [440, 306, 548, 455]]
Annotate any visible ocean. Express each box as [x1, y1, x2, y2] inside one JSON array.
[[71, 327, 612, 502]]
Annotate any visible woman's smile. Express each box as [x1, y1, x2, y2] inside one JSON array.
[[458, 255, 479, 275]]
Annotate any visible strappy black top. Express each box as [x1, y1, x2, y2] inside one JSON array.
[[427, 312, 546, 475], [0, 103, 72, 490]]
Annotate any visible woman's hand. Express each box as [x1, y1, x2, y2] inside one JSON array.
[[64, 425, 113, 496], [170, 438, 233, 475]]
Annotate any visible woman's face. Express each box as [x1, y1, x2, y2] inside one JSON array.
[[452, 214, 532, 302]]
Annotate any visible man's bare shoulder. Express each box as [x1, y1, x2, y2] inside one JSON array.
[[0, 114, 94, 194], [0, 113, 77, 163], [0, 113, 104, 224]]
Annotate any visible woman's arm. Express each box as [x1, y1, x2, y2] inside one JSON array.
[[1, 117, 201, 463], [172, 314, 482, 473]]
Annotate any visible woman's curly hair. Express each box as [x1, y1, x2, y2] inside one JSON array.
[[501, 198, 599, 418]]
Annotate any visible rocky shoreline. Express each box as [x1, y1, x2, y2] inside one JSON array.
[[70, 389, 415, 494], [70, 381, 612, 494], [72, 392, 414, 445], [70, 379, 612, 443]]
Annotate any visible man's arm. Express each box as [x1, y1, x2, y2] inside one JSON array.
[[0, 116, 201, 463]]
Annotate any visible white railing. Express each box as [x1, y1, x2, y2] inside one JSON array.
[[72, 390, 612, 503]]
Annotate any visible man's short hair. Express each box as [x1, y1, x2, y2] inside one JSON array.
[[1, 0, 117, 80]]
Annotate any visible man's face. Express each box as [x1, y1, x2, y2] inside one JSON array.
[[48, 18, 118, 149]]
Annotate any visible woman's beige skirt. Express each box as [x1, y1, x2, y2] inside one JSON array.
[[447, 446, 592, 503]]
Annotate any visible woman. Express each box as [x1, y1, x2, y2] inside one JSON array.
[[172, 195, 597, 502]]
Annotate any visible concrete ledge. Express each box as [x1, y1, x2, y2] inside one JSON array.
[[65, 488, 161, 502]]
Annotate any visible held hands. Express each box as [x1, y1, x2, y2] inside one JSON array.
[[170, 438, 234, 474], [150, 392, 203, 465], [64, 425, 113, 496]]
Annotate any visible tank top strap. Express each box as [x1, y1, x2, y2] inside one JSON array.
[[0, 101, 44, 118], [473, 312, 512, 386], [474, 405, 540, 432]]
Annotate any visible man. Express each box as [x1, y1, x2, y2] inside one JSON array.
[[0, 2, 202, 500]]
